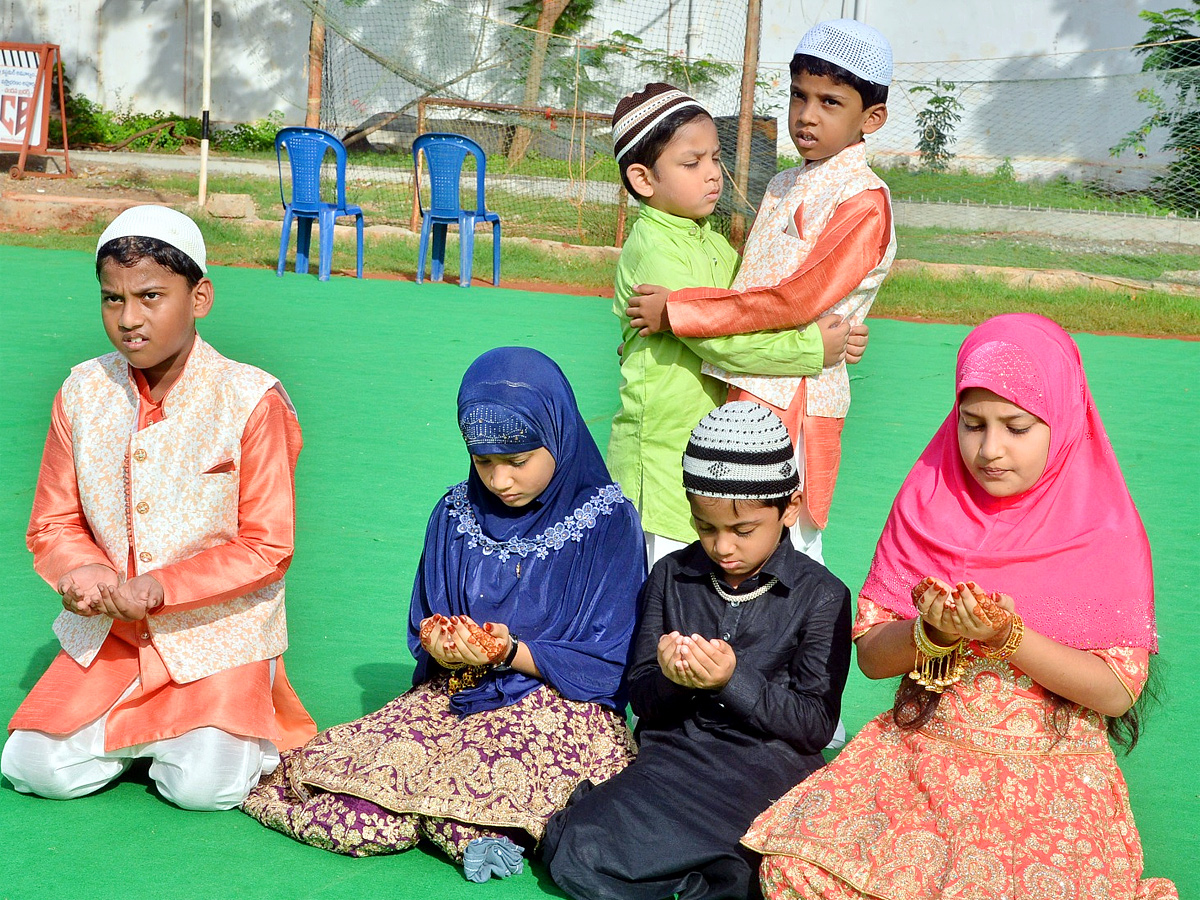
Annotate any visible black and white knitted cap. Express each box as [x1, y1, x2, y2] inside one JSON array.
[[682, 401, 799, 499]]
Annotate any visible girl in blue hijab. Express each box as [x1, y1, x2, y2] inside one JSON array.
[[244, 348, 645, 881]]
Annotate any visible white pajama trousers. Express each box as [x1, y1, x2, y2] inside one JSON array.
[[2, 674, 280, 811]]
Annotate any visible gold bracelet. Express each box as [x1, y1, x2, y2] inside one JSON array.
[[980, 614, 1025, 661], [912, 617, 960, 658], [908, 618, 966, 693], [448, 664, 487, 695]]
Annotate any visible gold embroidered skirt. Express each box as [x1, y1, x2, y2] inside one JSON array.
[[243, 678, 635, 857]]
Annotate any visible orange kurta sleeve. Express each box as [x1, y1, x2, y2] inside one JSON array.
[[667, 190, 891, 338], [151, 387, 301, 612], [26, 391, 119, 585]]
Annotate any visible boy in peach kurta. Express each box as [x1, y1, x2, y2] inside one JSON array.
[[3, 206, 315, 810], [628, 19, 897, 561]]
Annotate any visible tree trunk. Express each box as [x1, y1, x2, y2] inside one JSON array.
[[306, 0, 327, 128], [507, 0, 571, 166]]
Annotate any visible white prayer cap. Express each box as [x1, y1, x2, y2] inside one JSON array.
[[794, 18, 893, 87], [97, 205, 207, 273]]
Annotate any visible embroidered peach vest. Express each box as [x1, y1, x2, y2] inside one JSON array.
[[51, 337, 292, 684], [703, 141, 896, 415]]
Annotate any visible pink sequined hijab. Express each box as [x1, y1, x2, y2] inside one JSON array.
[[862, 314, 1157, 651]]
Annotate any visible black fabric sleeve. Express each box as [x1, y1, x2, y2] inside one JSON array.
[[628, 563, 697, 724]]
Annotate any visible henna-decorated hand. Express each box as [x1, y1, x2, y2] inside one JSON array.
[[419, 615, 442, 651], [912, 576, 961, 643], [946, 581, 1015, 643], [443, 615, 511, 666], [972, 587, 1012, 630], [419, 614, 465, 667]]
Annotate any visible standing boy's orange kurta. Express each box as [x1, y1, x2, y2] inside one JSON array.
[[666, 190, 892, 338], [10, 371, 315, 752], [667, 185, 892, 528]]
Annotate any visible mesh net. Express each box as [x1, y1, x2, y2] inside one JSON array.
[[246, 2, 1200, 281], [284, 0, 761, 246]]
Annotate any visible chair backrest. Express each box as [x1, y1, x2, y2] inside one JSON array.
[[412, 132, 488, 215], [275, 126, 349, 213]]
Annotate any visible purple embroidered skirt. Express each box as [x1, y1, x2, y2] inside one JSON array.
[[242, 679, 636, 857]]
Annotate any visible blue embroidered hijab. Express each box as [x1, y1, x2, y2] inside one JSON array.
[[409, 347, 646, 715]]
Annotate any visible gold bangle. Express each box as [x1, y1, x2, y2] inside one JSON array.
[[980, 614, 1025, 661], [908, 618, 966, 694], [912, 618, 960, 658]]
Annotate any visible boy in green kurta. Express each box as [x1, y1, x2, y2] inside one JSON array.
[[606, 84, 849, 565]]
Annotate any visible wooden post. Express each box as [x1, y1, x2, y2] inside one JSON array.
[[615, 185, 628, 248], [730, 0, 762, 247], [306, 0, 327, 128], [410, 98, 426, 233]]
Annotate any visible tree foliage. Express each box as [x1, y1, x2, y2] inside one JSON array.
[[1111, 3, 1200, 212], [910, 79, 964, 172]]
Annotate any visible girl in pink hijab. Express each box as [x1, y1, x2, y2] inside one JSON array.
[[743, 314, 1176, 899]]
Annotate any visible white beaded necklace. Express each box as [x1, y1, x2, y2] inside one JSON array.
[[709, 573, 779, 607]]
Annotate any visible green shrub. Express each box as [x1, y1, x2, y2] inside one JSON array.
[[215, 111, 285, 153]]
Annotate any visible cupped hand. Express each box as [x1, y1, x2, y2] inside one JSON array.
[[443, 614, 510, 666], [912, 576, 961, 643], [672, 634, 736, 690], [94, 574, 163, 622], [947, 582, 1015, 644], [58, 564, 119, 617]]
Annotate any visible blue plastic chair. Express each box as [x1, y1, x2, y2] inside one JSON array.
[[412, 133, 501, 287], [275, 126, 364, 281]]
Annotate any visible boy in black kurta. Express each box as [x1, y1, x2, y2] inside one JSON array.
[[543, 402, 852, 900]]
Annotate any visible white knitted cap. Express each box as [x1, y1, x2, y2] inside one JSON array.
[[96, 205, 207, 273], [794, 18, 893, 87], [682, 401, 799, 500]]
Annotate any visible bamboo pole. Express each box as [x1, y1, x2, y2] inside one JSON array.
[[198, 0, 213, 206], [730, 0, 762, 247]]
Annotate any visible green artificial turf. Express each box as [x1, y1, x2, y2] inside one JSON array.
[[1, 245, 1195, 898]]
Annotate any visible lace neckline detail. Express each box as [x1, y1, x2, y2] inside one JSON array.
[[445, 481, 626, 562]]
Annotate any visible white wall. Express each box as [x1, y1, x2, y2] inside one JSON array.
[[1, 0, 310, 127], [758, 0, 1165, 183], [760, 0, 1152, 66], [0, 0, 1172, 183]]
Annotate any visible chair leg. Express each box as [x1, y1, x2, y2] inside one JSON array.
[[318, 210, 334, 281], [460, 215, 475, 288], [296, 218, 313, 275], [277, 209, 294, 277], [492, 221, 501, 286], [431, 224, 447, 282], [417, 216, 433, 284], [355, 214, 364, 278]]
